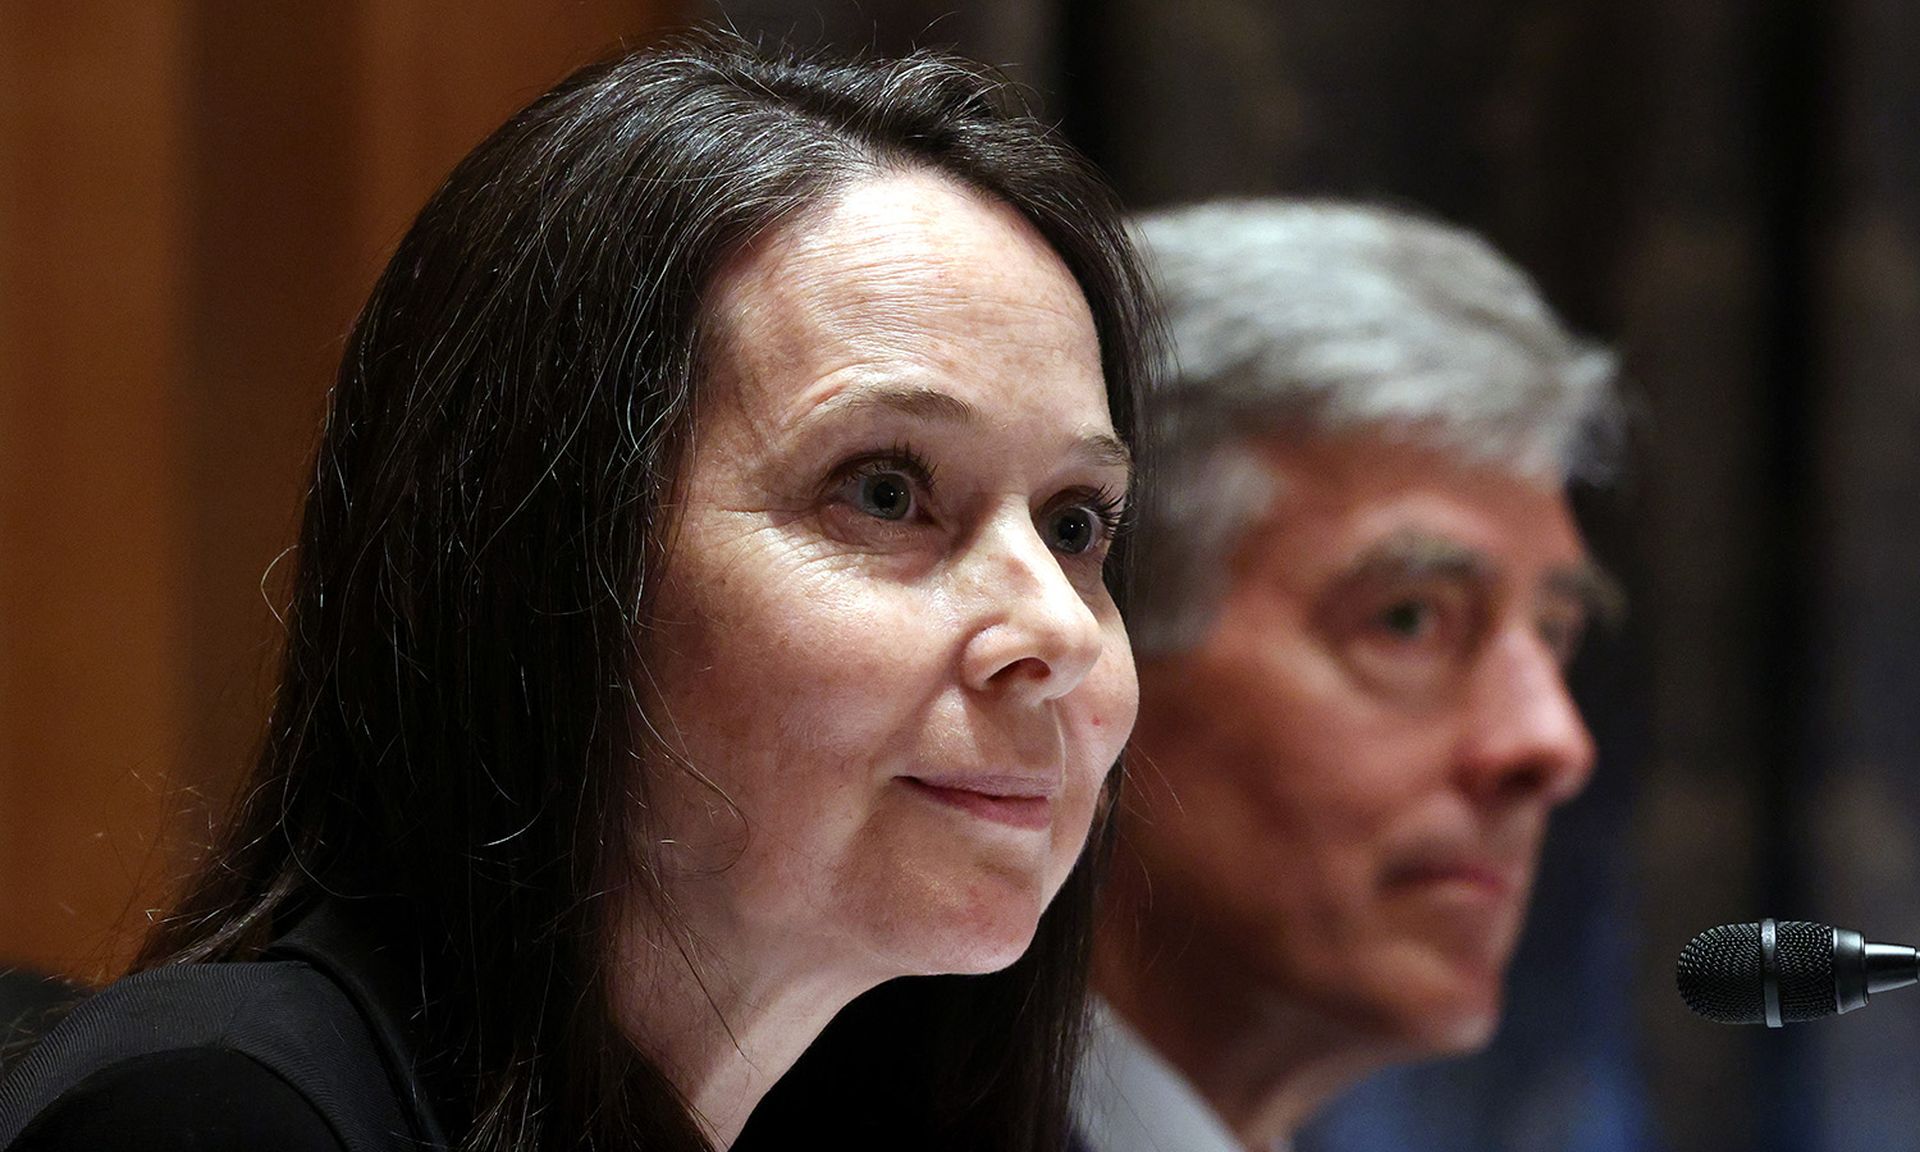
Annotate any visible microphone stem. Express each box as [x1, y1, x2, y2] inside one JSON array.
[[1865, 943, 1920, 997]]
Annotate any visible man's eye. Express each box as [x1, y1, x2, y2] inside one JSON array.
[[1539, 613, 1590, 665], [1378, 600, 1436, 639], [854, 471, 915, 521]]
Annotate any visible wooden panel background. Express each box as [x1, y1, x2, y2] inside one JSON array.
[[0, 0, 676, 980]]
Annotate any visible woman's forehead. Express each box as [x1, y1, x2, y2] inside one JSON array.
[[703, 170, 1107, 432], [713, 170, 1086, 339], [785, 168, 1054, 271]]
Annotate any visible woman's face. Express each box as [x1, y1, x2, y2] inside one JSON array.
[[644, 169, 1136, 982]]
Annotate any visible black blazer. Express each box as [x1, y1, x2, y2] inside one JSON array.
[[0, 902, 447, 1151]]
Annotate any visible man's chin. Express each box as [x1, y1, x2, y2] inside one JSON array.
[[1411, 996, 1502, 1053], [1404, 966, 1509, 1053], [1341, 960, 1507, 1057]]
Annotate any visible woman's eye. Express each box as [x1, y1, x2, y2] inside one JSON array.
[[1045, 506, 1098, 555], [1041, 490, 1124, 559], [825, 447, 936, 533], [855, 471, 916, 521]]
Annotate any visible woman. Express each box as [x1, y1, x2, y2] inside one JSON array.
[[0, 33, 1157, 1152]]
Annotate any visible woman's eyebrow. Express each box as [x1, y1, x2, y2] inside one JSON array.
[[813, 383, 978, 423], [808, 382, 1133, 473], [1078, 431, 1132, 472]]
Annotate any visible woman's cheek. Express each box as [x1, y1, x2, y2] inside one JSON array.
[[1091, 621, 1141, 759], [1052, 637, 1136, 860]]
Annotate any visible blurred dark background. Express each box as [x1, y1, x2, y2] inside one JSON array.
[[5, 3, 1918, 1151]]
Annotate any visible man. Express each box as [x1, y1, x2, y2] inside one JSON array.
[[1075, 200, 1625, 1152]]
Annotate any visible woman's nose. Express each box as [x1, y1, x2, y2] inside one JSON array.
[[957, 512, 1106, 705]]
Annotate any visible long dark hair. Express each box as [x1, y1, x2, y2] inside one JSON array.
[[140, 32, 1157, 1152]]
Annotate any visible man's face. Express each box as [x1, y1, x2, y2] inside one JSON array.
[[1124, 431, 1606, 1053]]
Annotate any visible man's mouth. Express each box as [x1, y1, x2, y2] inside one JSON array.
[[1383, 855, 1525, 901]]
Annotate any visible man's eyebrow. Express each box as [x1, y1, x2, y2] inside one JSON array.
[[1339, 531, 1627, 625], [1546, 560, 1628, 626], [1342, 532, 1493, 585]]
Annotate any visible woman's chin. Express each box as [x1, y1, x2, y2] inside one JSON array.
[[873, 873, 1052, 977], [930, 928, 1042, 976], [833, 803, 1080, 978]]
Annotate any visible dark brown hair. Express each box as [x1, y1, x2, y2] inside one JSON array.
[[141, 32, 1157, 1152]]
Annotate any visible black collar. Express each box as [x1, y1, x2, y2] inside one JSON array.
[[266, 899, 451, 1149]]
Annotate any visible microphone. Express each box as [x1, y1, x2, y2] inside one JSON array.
[[1676, 918, 1920, 1026]]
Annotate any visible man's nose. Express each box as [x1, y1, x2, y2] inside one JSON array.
[[1453, 626, 1596, 807]]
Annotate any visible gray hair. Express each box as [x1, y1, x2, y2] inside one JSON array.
[[1129, 198, 1623, 654]]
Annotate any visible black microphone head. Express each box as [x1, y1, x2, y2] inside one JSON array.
[[1676, 920, 1837, 1025], [1677, 922, 1765, 1023]]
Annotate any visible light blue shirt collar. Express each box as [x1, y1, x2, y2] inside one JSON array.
[[1073, 998, 1289, 1152]]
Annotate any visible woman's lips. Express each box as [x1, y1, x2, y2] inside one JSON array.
[[901, 774, 1057, 831]]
